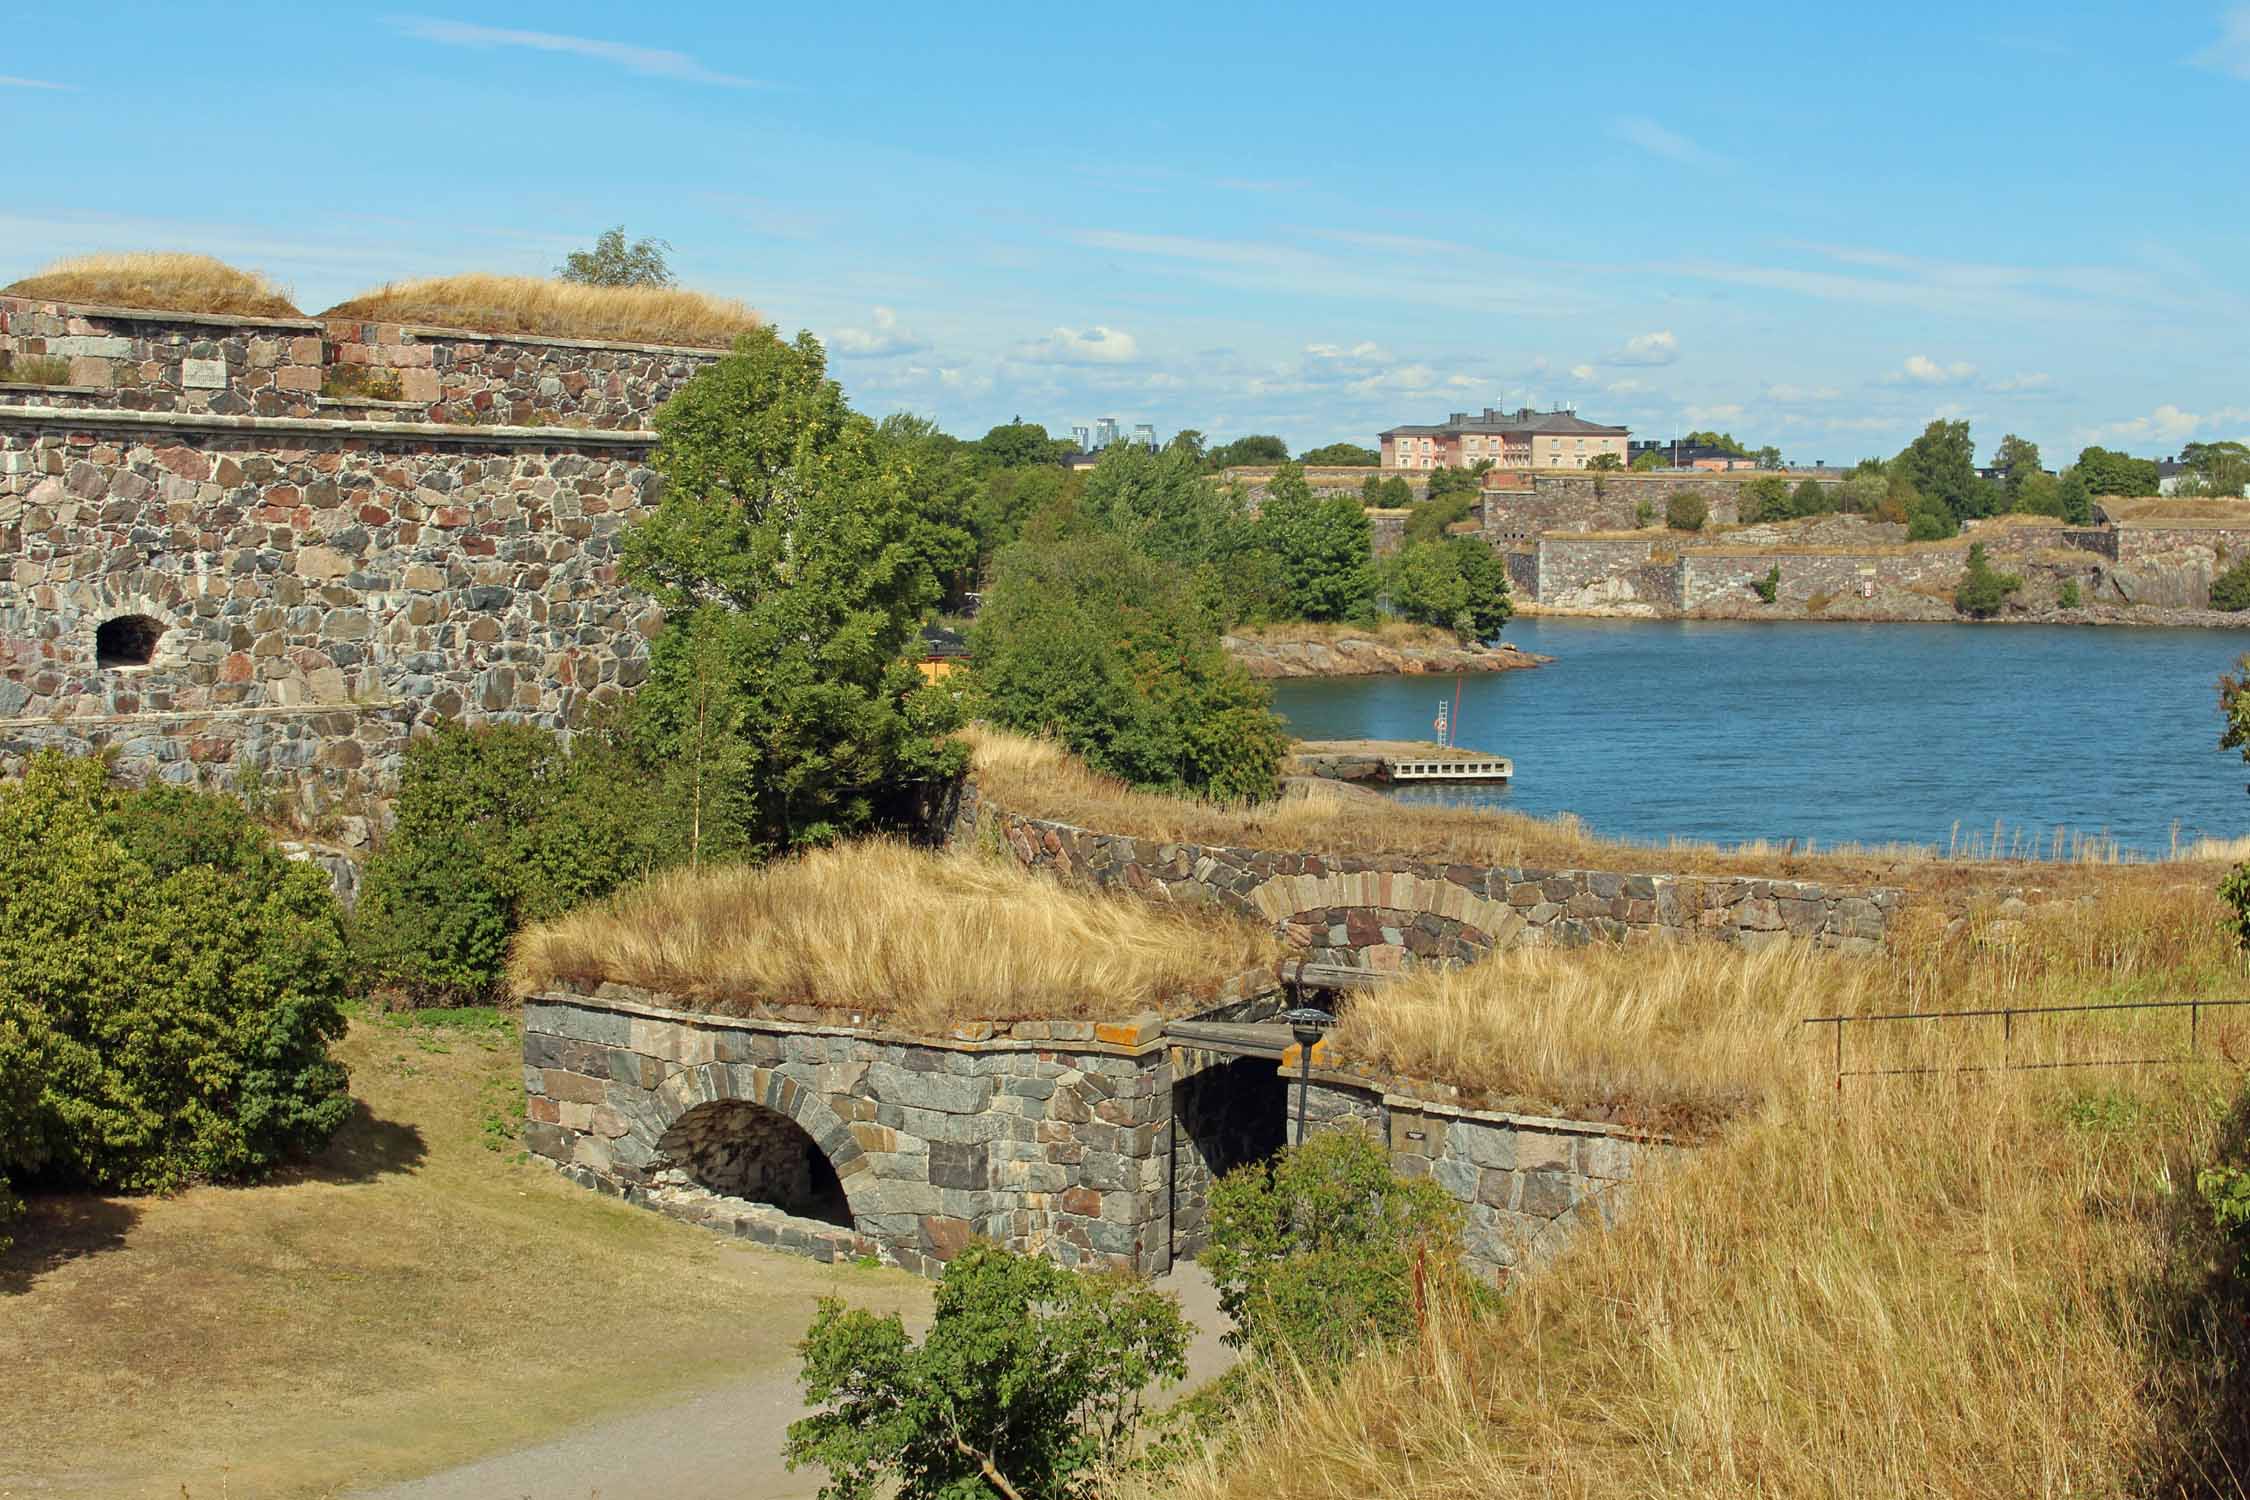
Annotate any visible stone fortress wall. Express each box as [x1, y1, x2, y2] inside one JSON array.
[[0, 297, 726, 820]]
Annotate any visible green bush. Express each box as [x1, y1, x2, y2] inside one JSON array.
[[1906, 492, 1960, 540], [1793, 477, 1832, 517], [2212, 558, 2250, 612], [353, 722, 661, 1004], [1954, 542, 2022, 618], [1665, 490, 1708, 531], [1633, 498, 1656, 528], [972, 531, 1289, 801], [1833, 470, 1886, 514], [787, 1242, 1190, 1500], [1401, 487, 1478, 544], [0, 753, 350, 1204], [1360, 473, 1413, 509], [1254, 464, 1375, 622], [1739, 475, 1793, 524], [2058, 577, 2082, 609], [1752, 565, 1781, 604], [1383, 538, 1513, 641], [1202, 1130, 1479, 1370]]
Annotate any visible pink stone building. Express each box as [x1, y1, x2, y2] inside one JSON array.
[[1379, 406, 1629, 471]]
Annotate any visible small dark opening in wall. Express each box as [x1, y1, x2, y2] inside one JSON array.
[[95, 615, 164, 669]]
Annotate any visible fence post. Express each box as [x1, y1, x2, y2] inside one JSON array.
[[1833, 1017, 1844, 1091], [2191, 999, 2201, 1057]]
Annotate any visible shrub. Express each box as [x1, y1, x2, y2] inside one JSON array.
[[1665, 490, 1708, 531], [320, 363, 404, 402], [0, 753, 350, 1201], [1633, 498, 1656, 527], [786, 1241, 1191, 1500], [2212, 557, 2250, 612], [1203, 1130, 1479, 1370], [353, 722, 660, 1004], [1360, 473, 1413, 509], [1792, 477, 1832, 516], [1834, 470, 1886, 514], [2058, 578, 2083, 609], [1954, 542, 2022, 618], [1383, 537, 1513, 641], [1401, 487, 1477, 543], [1740, 475, 1793, 523], [0, 352, 72, 386], [972, 531, 1288, 801], [1906, 492, 1959, 540], [1752, 565, 1781, 604]]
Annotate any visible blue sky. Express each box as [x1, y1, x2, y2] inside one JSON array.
[[7, 2, 2248, 463]]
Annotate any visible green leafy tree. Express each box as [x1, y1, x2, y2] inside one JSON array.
[[0, 754, 350, 1206], [2055, 467, 2095, 525], [1424, 464, 1485, 501], [1204, 434, 1291, 471], [622, 329, 965, 863], [1991, 433, 2042, 497], [2212, 558, 2250, 612], [1298, 442, 1380, 466], [2015, 471, 2063, 517], [1684, 430, 1748, 456], [786, 1242, 1191, 1500], [873, 413, 980, 599], [1383, 537, 1513, 641], [976, 421, 1071, 470], [1752, 444, 1783, 469], [1080, 442, 1248, 572], [1585, 452, 1623, 472], [2214, 659, 2250, 945], [1203, 1131, 1479, 1370], [1360, 473, 1413, 509], [1630, 448, 1667, 472], [1897, 420, 1987, 521], [1953, 542, 2022, 618], [1833, 470, 1886, 514], [557, 225, 676, 287], [1792, 477, 1832, 517], [1401, 488, 1478, 544], [353, 722, 659, 1003], [1740, 475, 1793, 523], [1255, 463, 1376, 621], [2075, 445, 2161, 498], [2181, 440, 2250, 499], [971, 531, 1288, 800], [1666, 489, 1709, 531]]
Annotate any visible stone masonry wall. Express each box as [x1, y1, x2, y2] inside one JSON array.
[[524, 992, 1181, 1278], [948, 782, 1898, 961], [1678, 548, 1962, 611], [0, 411, 662, 811], [1, 297, 722, 429]]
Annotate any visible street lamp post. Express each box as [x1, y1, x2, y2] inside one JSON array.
[[1281, 1005, 1336, 1147]]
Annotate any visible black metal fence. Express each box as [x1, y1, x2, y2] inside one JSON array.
[[1803, 997, 2250, 1084]]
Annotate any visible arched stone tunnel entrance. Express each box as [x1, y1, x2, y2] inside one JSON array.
[[654, 1098, 852, 1227]]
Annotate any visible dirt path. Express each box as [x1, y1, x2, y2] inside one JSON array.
[[353, 1263, 1234, 1500]]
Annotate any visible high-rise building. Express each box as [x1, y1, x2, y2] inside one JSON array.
[[1131, 423, 1157, 450], [1092, 417, 1121, 450], [1072, 424, 1092, 451]]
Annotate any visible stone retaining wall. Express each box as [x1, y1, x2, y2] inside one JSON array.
[[1, 297, 722, 429], [526, 989, 1669, 1285], [947, 782, 1897, 961]]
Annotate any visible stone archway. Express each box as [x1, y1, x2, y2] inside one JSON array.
[[639, 1061, 870, 1229], [656, 1098, 851, 1225]]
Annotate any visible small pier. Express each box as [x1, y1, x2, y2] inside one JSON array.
[[1287, 739, 1514, 786]]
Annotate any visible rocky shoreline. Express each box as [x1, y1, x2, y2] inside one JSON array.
[[1223, 633, 1549, 678], [1517, 598, 2250, 629]]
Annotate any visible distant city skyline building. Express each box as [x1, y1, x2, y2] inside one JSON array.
[[1379, 406, 1629, 470], [1071, 416, 1159, 454]]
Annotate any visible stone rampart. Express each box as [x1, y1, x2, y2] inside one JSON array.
[[1, 406, 664, 812], [525, 988, 1669, 1284], [1678, 549, 1961, 610], [947, 782, 1897, 961], [1, 297, 722, 430]]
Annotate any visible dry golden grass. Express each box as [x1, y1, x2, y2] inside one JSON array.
[[1225, 620, 1473, 651], [961, 726, 2238, 903], [322, 273, 760, 347], [1178, 894, 2250, 1500], [3, 252, 301, 318], [509, 840, 1281, 1028], [2104, 497, 2250, 524]]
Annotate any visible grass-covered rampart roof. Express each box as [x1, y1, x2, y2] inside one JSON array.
[[509, 841, 1280, 1031], [3, 253, 303, 318], [320, 274, 759, 348]]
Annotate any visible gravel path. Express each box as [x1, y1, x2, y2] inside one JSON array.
[[354, 1263, 1233, 1500]]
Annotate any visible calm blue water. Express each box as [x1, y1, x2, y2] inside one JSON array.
[[1267, 619, 2250, 856]]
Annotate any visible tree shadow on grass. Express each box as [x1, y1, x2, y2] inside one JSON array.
[[0, 1196, 141, 1296], [2138, 1082, 2250, 1498], [271, 1098, 429, 1187]]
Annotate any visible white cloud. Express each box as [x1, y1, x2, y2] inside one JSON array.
[[1017, 325, 1141, 365], [1609, 116, 1724, 166], [1605, 378, 1651, 396], [388, 17, 765, 87], [1569, 363, 1597, 381], [2193, 5, 2250, 78], [1893, 354, 1978, 386], [2096, 403, 2250, 444], [1987, 371, 2053, 393], [1684, 403, 1745, 423], [0, 75, 72, 90], [1765, 382, 1842, 402], [1610, 331, 1680, 367], [830, 306, 925, 358], [1304, 340, 1388, 361]]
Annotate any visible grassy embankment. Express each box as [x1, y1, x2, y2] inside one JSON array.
[[0, 1007, 929, 1500], [511, 838, 1282, 1030], [4, 252, 303, 317], [1178, 890, 2250, 1499], [961, 725, 2247, 901]]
